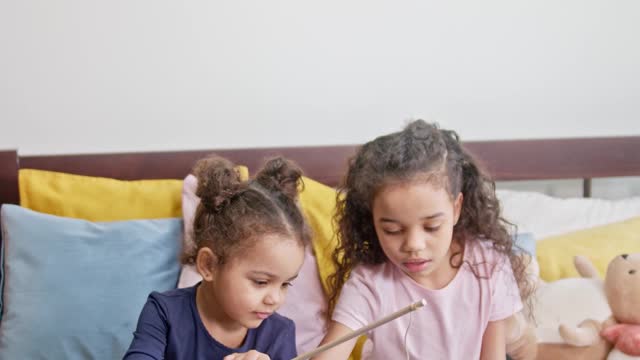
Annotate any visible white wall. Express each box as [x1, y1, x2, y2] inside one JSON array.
[[1, 0, 639, 156]]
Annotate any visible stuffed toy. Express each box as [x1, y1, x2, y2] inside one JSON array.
[[599, 253, 640, 357], [534, 254, 640, 360]]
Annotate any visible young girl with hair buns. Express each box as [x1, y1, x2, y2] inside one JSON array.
[[125, 155, 311, 360]]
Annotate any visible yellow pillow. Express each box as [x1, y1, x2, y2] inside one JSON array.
[[298, 176, 365, 360], [19, 169, 183, 221], [18, 167, 249, 221], [537, 216, 640, 281], [298, 176, 339, 294]]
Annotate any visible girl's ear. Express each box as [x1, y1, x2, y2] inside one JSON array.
[[195, 247, 217, 281], [453, 192, 463, 225]]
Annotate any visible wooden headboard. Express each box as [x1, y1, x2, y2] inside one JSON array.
[[1, 136, 640, 207]]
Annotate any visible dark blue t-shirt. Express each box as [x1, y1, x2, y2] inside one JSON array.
[[124, 284, 297, 360]]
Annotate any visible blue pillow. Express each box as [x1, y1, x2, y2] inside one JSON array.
[[513, 232, 536, 257], [0, 205, 182, 359]]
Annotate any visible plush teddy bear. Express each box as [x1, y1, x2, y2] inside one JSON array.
[[600, 254, 640, 356], [535, 253, 640, 360]]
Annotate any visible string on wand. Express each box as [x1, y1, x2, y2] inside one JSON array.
[[292, 299, 427, 360]]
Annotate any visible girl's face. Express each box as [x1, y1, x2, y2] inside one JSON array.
[[372, 180, 462, 289], [203, 235, 304, 330]]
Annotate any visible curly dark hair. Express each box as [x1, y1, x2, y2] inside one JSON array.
[[327, 120, 534, 315], [182, 155, 311, 266]]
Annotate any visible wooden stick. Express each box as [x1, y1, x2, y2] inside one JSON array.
[[292, 299, 426, 360]]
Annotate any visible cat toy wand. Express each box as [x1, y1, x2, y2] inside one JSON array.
[[291, 298, 427, 360]]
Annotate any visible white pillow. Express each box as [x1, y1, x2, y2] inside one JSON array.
[[497, 189, 640, 240]]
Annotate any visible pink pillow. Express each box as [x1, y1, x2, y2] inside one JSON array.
[[178, 174, 328, 354], [177, 175, 202, 288]]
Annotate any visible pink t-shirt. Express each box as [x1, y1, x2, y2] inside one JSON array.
[[332, 240, 522, 360]]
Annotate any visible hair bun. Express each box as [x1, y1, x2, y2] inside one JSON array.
[[405, 119, 434, 140], [192, 155, 242, 212], [254, 157, 303, 200]]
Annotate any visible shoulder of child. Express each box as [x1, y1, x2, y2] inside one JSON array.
[[465, 239, 512, 278], [268, 312, 295, 329], [348, 262, 393, 286], [466, 240, 523, 321], [339, 262, 394, 306], [262, 312, 296, 338], [142, 285, 196, 316], [150, 285, 195, 301]]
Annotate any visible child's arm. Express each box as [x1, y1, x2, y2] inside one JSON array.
[[310, 321, 358, 360], [123, 297, 168, 359], [480, 319, 506, 360], [486, 252, 524, 360]]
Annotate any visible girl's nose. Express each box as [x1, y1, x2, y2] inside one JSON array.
[[402, 230, 425, 253], [263, 288, 281, 305]]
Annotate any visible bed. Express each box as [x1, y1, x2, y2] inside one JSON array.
[[1, 136, 640, 360], [3, 136, 640, 199]]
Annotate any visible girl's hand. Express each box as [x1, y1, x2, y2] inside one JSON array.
[[223, 350, 271, 360]]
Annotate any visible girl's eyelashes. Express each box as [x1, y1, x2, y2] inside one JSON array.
[[252, 279, 269, 286], [381, 224, 442, 235], [252, 279, 294, 288], [382, 227, 402, 235]]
